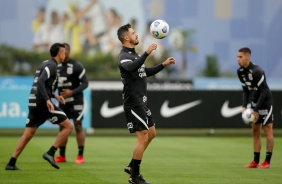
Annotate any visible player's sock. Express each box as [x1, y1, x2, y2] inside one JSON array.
[[254, 152, 260, 164], [128, 158, 133, 167], [265, 152, 272, 163], [131, 159, 141, 177], [8, 157, 17, 166], [47, 146, 57, 157], [59, 146, 66, 157], [78, 146, 84, 156]]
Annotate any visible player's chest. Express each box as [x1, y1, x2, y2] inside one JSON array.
[[241, 71, 256, 86]]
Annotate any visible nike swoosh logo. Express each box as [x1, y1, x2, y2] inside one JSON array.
[[160, 100, 202, 118], [100, 100, 123, 118], [221, 101, 242, 118]]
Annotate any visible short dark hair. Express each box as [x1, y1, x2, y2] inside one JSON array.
[[63, 43, 70, 50], [49, 43, 65, 57], [238, 47, 251, 55], [117, 23, 132, 43]]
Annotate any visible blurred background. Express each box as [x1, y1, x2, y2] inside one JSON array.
[[0, 0, 282, 132]]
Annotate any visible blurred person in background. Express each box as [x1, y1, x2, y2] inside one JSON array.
[[100, 8, 122, 55], [33, 10, 64, 52], [5, 43, 73, 170], [54, 43, 88, 164], [82, 17, 99, 55], [64, 0, 97, 54], [32, 7, 45, 33], [237, 47, 274, 169]]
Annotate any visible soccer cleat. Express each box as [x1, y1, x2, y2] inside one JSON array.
[[258, 161, 270, 168], [43, 153, 59, 169], [244, 161, 258, 168], [75, 155, 84, 164], [5, 165, 21, 170], [128, 175, 150, 184], [55, 155, 66, 163], [124, 165, 131, 175]]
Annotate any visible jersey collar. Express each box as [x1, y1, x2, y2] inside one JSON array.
[[122, 46, 136, 53]]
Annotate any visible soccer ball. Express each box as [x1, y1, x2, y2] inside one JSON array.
[[150, 19, 170, 39], [242, 108, 255, 125]]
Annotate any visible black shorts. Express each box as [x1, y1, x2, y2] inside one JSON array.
[[254, 105, 274, 125], [59, 102, 85, 121], [26, 105, 67, 128], [124, 105, 155, 133]]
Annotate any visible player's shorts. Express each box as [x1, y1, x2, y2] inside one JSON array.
[[254, 104, 274, 125], [59, 102, 85, 121], [123, 105, 155, 133], [26, 105, 67, 128]]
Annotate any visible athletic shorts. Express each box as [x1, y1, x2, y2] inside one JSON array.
[[254, 104, 274, 125], [26, 105, 67, 128], [123, 105, 155, 133], [59, 102, 85, 121]]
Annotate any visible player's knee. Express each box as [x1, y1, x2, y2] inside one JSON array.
[[74, 120, 83, 131], [149, 131, 156, 140]]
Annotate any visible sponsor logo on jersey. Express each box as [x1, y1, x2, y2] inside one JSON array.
[[248, 73, 253, 80], [67, 67, 73, 74]]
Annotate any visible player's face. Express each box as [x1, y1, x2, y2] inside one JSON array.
[[58, 47, 66, 63], [128, 28, 139, 45], [237, 52, 250, 68], [64, 46, 70, 62]]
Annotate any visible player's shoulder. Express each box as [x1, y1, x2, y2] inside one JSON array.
[[237, 67, 244, 74], [70, 59, 85, 68], [251, 62, 264, 74], [42, 59, 57, 68]]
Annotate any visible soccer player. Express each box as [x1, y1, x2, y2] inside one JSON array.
[[237, 47, 274, 168], [54, 43, 88, 164], [117, 23, 176, 184], [5, 43, 73, 170]]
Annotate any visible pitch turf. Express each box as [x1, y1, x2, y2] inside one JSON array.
[[1, 134, 282, 184]]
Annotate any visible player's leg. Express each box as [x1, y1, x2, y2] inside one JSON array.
[[244, 123, 261, 168], [74, 119, 85, 164], [126, 107, 156, 171], [258, 123, 273, 168], [55, 105, 71, 162], [5, 127, 37, 170], [43, 107, 73, 169], [128, 129, 150, 184], [55, 125, 68, 162]]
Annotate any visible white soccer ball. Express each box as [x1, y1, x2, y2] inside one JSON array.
[[150, 19, 170, 39], [242, 108, 255, 125]]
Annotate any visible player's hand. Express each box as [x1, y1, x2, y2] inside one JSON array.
[[47, 100, 54, 113], [60, 89, 73, 98], [146, 43, 157, 55], [162, 57, 176, 67], [55, 95, 66, 105], [251, 111, 259, 123], [241, 107, 246, 113]]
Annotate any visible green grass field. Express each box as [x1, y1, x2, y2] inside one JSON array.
[[1, 131, 282, 184]]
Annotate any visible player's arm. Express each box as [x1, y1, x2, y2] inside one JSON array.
[[73, 67, 89, 95], [253, 70, 268, 112], [146, 57, 175, 77], [37, 64, 56, 111], [120, 52, 149, 72], [237, 70, 249, 110], [37, 65, 53, 101]]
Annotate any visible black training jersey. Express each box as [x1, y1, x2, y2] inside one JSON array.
[[28, 58, 58, 109], [118, 46, 164, 106], [237, 62, 273, 112], [57, 59, 88, 103]]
